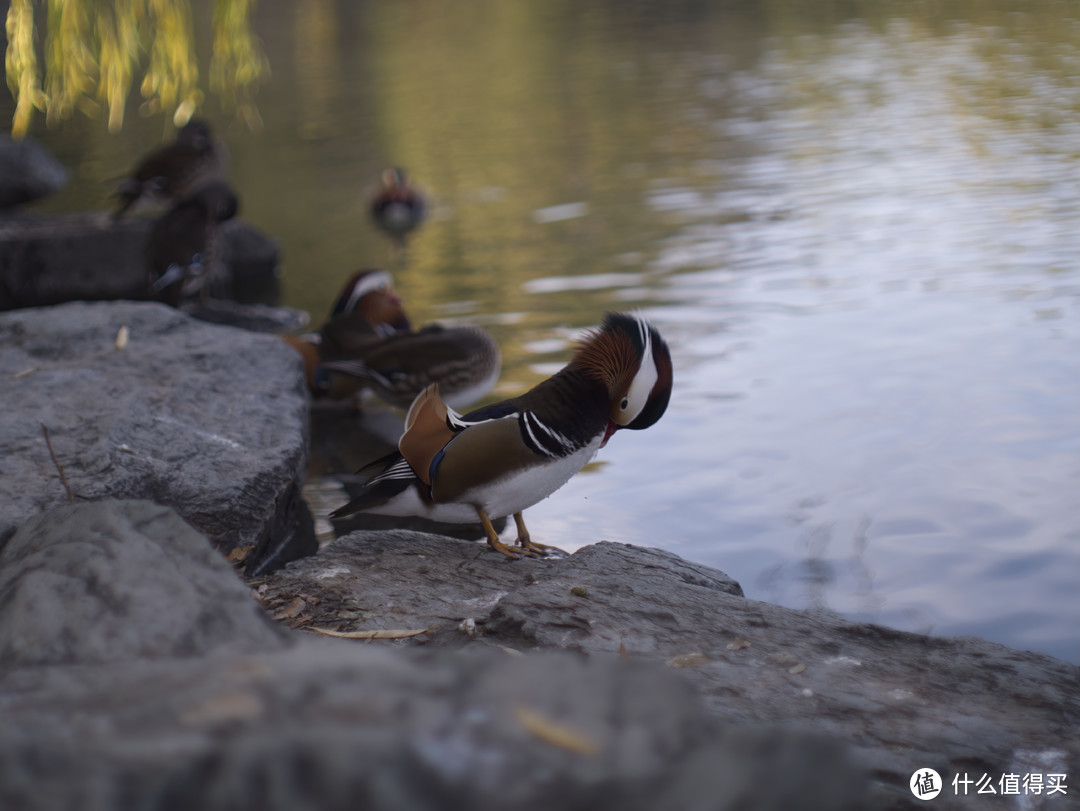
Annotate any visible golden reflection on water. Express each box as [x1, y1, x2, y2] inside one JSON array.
[[309, 2, 758, 396], [271, 0, 1076, 398], [10, 0, 1077, 396], [292, 0, 341, 142]]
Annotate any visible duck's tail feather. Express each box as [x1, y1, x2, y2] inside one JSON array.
[[329, 452, 416, 519]]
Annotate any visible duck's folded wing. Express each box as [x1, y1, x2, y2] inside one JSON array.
[[318, 357, 376, 383], [398, 384, 457, 486], [319, 312, 384, 358], [359, 326, 491, 375]]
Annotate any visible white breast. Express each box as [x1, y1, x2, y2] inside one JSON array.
[[366, 434, 603, 524], [466, 435, 603, 519]]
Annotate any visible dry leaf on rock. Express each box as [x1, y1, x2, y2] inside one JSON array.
[[514, 705, 598, 756]]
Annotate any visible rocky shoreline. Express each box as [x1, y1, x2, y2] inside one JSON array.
[[1, 142, 1076, 809], [1, 300, 1077, 810], [0, 300, 315, 575]]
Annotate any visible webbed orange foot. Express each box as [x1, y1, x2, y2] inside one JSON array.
[[476, 508, 536, 559], [513, 512, 566, 557]]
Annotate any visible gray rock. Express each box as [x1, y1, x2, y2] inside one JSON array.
[[0, 213, 149, 307], [0, 136, 68, 208], [331, 503, 508, 544], [219, 218, 283, 304], [0, 643, 867, 811], [180, 298, 309, 333], [0, 214, 280, 310], [0, 301, 313, 572], [0, 500, 289, 667], [256, 530, 742, 639], [262, 531, 1080, 809], [0, 502, 867, 811]]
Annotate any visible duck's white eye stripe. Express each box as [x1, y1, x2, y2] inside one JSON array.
[[346, 271, 392, 310], [622, 329, 659, 424], [629, 313, 652, 364]]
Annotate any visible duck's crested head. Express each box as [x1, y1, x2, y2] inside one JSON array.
[[331, 269, 411, 332], [574, 312, 672, 430]]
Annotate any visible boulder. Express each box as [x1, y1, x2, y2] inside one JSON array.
[[261, 531, 1080, 809], [0, 136, 68, 208], [0, 300, 314, 573], [219, 218, 283, 304], [180, 298, 309, 333], [0, 500, 868, 811], [0, 500, 289, 667], [0, 214, 281, 311], [0, 645, 866, 811], [0, 213, 149, 307], [255, 529, 742, 638]]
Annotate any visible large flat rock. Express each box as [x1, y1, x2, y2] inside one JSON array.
[[0, 500, 289, 667], [261, 531, 1080, 809], [0, 214, 148, 306], [0, 300, 313, 572], [0, 213, 280, 310], [0, 500, 867, 811], [0, 644, 866, 811]]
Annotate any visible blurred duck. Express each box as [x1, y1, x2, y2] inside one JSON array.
[[283, 270, 500, 411], [320, 324, 502, 411], [370, 168, 427, 243], [283, 270, 410, 397], [145, 181, 239, 307], [322, 269, 413, 351], [113, 119, 225, 220], [329, 313, 673, 559]]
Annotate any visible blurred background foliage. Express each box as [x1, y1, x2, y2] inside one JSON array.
[[4, 0, 266, 137]]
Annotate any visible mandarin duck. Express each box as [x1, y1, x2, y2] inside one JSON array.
[[146, 181, 239, 307], [321, 269, 413, 352], [370, 168, 427, 243], [320, 324, 502, 410], [329, 312, 673, 558], [284, 270, 501, 411], [282, 269, 411, 398], [113, 119, 226, 220]]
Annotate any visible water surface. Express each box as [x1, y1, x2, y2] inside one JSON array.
[[11, 1, 1080, 662]]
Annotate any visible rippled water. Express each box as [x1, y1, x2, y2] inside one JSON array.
[[12, 1, 1080, 662]]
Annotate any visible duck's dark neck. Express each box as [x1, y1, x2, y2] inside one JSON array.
[[520, 365, 610, 443]]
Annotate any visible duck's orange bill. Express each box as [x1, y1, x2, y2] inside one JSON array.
[[600, 420, 618, 448]]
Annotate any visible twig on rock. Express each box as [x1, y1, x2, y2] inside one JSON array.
[[41, 422, 73, 504], [305, 627, 429, 640]]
